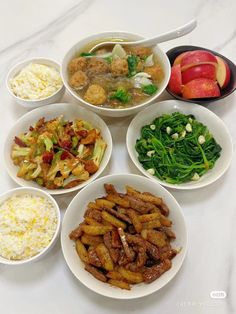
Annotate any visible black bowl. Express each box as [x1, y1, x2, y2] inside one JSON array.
[[166, 45, 236, 105]]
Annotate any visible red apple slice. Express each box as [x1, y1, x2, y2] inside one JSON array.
[[168, 65, 182, 95], [216, 56, 231, 88], [182, 78, 220, 99], [181, 50, 218, 71], [182, 64, 216, 84], [173, 52, 190, 66]]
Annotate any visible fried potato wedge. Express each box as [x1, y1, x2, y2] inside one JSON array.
[[126, 185, 162, 206], [95, 243, 114, 271], [142, 219, 161, 229], [96, 198, 115, 209], [118, 267, 143, 283], [106, 270, 124, 281], [87, 202, 101, 211], [102, 211, 126, 229], [106, 194, 130, 208], [138, 213, 161, 223], [82, 225, 113, 235], [160, 215, 172, 227], [81, 234, 103, 246], [75, 239, 89, 263], [84, 217, 103, 226], [127, 209, 142, 233], [146, 230, 167, 247], [108, 279, 131, 290]]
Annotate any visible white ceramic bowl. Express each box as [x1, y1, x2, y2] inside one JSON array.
[[4, 103, 112, 195], [6, 57, 65, 109], [61, 174, 187, 299], [61, 31, 171, 117], [0, 187, 60, 265], [127, 100, 233, 190]]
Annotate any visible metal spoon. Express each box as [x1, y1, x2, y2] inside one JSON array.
[[89, 19, 197, 53]]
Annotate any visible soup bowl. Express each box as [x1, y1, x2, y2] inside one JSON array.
[[61, 32, 171, 117]]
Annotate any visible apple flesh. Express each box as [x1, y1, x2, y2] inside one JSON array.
[[181, 50, 218, 71], [168, 64, 182, 94], [182, 64, 216, 84], [216, 56, 231, 88], [173, 52, 189, 66], [182, 78, 220, 99]]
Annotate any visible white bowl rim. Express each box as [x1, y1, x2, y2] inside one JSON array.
[[6, 57, 65, 103], [0, 186, 60, 265], [126, 99, 233, 190], [4, 102, 113, 195], [61, 31, 171, 113], [61, 173, 188, 299]]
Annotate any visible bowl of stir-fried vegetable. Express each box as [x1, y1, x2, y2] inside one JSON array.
[[61, 32, 171, 117], [4, 103, 112, 195], [126, 100, 233, 189]]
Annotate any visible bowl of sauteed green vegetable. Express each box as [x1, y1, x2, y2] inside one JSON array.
[[61, 32, 171, 117], [126, 100, 233, 189], [4, 103, 112, 195]]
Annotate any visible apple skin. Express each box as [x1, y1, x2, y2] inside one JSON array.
[[173, 52, 189, 66], [216, 56, 231, 88], [182, 64, 216, 84], [168, 65, 182, 94], [182, 78, 221, 99], [181, 50, 218, 71]]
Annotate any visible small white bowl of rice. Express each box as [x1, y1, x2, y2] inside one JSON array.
[[6, 58, 65, 109], [0, 187, 60, 265]]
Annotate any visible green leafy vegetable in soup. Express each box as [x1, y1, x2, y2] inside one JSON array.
[[135, 112, 221, 184], [109, 88, 131, 103], [127, 55, 138, 77]]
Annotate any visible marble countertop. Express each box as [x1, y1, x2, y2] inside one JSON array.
[[0, 0, 236, 313]]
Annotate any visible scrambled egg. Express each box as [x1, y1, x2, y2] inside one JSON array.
[[10, 63, 63, 100], [0, 194, 57, 260]]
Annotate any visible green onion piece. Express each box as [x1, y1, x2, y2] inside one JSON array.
[[142, 84, 158, 95], [80, 52, 95, 57], [104, 56, 113, 64]]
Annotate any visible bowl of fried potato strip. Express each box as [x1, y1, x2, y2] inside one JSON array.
[[61, 174, 187, 299]]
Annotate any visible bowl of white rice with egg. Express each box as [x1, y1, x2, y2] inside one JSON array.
[[0, 187, 60, 265], [6, 58, 65, 109]]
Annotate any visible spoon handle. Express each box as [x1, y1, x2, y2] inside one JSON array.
[[134, 19, 197, 46]]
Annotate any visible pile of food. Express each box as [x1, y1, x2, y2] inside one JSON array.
[[135, 112, 222, 184], [10, 63, 63, 100], [68, 43, 164, 108], [168, 49, 231, 99], [0, 193, 57, 260], [11, 116, 107, 189], [69, 184, 177, 290]]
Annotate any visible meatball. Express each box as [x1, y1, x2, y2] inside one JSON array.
[[129, 46, 152, 58], [111, 58, 129, 77], [144, 65, 164, 82], [84, 84, 107, 106], [69, 71, 89, 90], [68, 57, 87, 74], [87, 58, 109, 76]]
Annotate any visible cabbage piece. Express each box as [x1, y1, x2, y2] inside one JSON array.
[[144, 54, 154, 67], [112, 44, 126, 59], [132, 72, 153, 88]]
